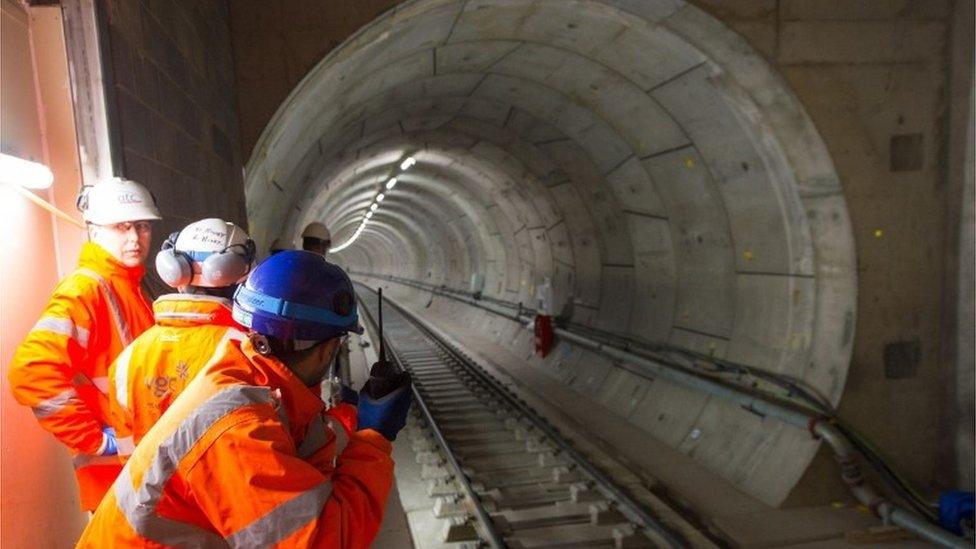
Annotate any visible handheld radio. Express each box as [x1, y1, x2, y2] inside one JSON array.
[[364, 287, 409, 399]]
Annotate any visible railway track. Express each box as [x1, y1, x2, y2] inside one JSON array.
[[356, 284, 712, 548]]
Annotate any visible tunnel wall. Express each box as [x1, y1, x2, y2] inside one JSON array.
[[242, 0, 854, 507], [238, 0, 971, 505], [102, 0, 247, 292], [1, 4, 89, 545]]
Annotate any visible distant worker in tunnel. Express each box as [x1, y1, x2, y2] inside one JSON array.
[[302, 221, 332, 259], [302, 221, 352, 397], [79, 250, 411, 547], [8, 178, 161, 513], [107, 218, 256, 457]]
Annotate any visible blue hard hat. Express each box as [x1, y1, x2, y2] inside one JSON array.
[[232, 250, 362, 341]]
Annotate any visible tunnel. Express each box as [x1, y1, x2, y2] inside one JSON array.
[[245, 0, 856, 509], [2, 0, 973, 546]]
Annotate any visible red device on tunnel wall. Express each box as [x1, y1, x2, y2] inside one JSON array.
[[534, 314, 554, 358]]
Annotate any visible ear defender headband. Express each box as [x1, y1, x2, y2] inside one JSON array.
[[155, 231, 257, 289]]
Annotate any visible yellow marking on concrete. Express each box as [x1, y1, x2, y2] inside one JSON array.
[[683, 157, 695, 169], [743, 250, 754, 261], [874, 229, 884, 238]]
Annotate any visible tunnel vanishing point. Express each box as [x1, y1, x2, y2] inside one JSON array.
[[2, 0, 973, 547]]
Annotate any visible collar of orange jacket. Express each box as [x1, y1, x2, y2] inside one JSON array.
[[79, 241, 146, 282], [239, 337, 325, 429], [153, 294, 238, 327]]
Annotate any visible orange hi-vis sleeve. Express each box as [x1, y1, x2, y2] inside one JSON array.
[[9, 242, 153, 511], [79, 337, 395, 548]]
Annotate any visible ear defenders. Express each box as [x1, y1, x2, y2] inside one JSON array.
[[155, 231, 256, 289]]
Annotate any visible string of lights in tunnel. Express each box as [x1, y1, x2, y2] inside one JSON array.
[[330, 155, 416, 253]]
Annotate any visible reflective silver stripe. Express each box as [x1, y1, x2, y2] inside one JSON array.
[[275, 403, 291, 436], [156, 293, 233, 306], [115, 467, 227, 548], [296, 415, 347, 470], [225, 481, 332, 548], [325, 415, 349, 456], [115, 385, 270, 547], [113, 345, 134, 411], [153, 294, 233, 322], [154, 311, 213, 321], [76, 268, 132, 345], [73, 454, 122, 469], [31, 317, 90, 348], [117, 436, 135, 456], [91, 376, 109, 395], [298, 415, 327, 459], [32, 388, 80, 419]]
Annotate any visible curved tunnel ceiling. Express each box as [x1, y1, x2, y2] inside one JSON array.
[[245, 0, 857, 505]]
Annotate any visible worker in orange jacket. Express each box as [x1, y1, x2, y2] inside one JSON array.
[[108, 218, 256, 456], [8, 178, 161, 512], [80, 250, 413, 547]]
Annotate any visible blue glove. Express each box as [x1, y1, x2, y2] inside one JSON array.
[[100, 426, 118, 456], [357, 383, 412, 441], [939, 491, 974, 535]]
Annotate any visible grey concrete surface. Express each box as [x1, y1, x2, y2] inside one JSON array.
[[368, 283, 933, 547], [244, 0, 856, 507]]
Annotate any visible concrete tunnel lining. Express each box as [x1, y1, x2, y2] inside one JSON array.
[[244, 0, 857, 506]]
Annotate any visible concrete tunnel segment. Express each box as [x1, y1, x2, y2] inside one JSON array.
[[243, 0, 857, 506]]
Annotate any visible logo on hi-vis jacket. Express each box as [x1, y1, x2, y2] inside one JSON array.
[[147, 362, 190, 399]]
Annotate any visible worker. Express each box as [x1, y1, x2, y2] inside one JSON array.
[[301, 221, 352, 397], [107, 218, 255, 457], [269, 236, 290, 255], [79, 250, 412, 547], [8, 177, 161, 513], [302, 221, 331, 259]]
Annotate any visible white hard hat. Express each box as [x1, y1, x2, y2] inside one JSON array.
[[156, 218, 255, 288], [78, 177, 161, 225], [302, 222, 331, 241]]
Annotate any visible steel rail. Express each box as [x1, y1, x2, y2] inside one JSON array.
[[356, 287, 507, 549], [356, 283, 691, 548]]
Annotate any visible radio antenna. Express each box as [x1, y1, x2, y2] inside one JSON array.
[[378, 287, 386, 363]]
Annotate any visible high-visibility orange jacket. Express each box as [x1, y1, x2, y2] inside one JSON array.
[[78, 335, 393, 548], [109, 294, 357, 456], [108, 293, 245, 455], [8, 242, 154, 511]]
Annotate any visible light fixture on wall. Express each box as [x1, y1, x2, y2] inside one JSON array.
[[331, 218, 368, 253], [0, 153, 54, 189], [331, 154, 415, 254]]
